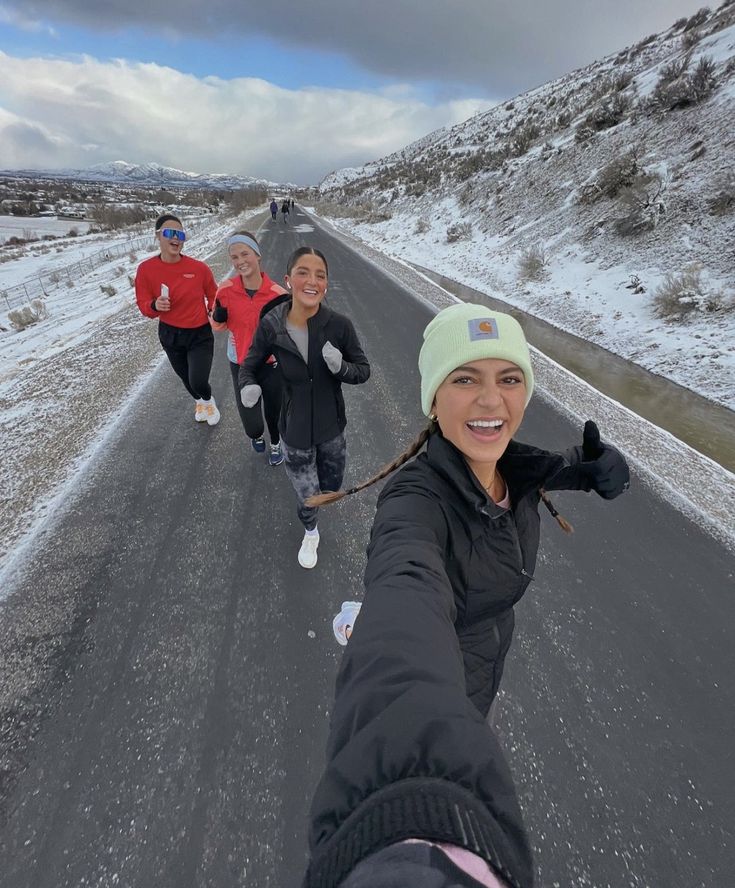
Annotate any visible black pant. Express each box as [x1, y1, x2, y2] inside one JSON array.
[[229, 360, 281, 443], [158, 321, 214, 401]]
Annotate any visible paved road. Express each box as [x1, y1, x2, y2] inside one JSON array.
[[0, 209, 733, 888]]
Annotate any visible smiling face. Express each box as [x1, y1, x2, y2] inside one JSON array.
[[285, 253, 328, 313], [228, 243, 261, 284], [156, 220, 185, 264], [433, 357, 528, 479]]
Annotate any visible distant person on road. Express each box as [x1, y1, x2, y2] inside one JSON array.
[[239, 247, 370, 569], [209, 231, 288, 465], [135, 213, 220, 425], [281, 200, 290, 224], [270, 199, 278, 221], [290, 198, 295, 210], [309, 303, 630, 718]]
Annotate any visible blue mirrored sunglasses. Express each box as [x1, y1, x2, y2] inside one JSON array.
[[160, 228, 186, 241]]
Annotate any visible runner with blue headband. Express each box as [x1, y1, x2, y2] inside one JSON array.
[[135, 212, 220, 425], [210, 229, 289, 465]]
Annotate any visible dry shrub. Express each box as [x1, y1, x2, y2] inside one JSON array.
[[579, 151, 639, 203], [511, 122, 541, 156], [648, 56, 717, 112], [446, 222, 473, 243], [615, 175, 667, 236], [653, 264, 730, 320], [100, 284, 117, 297], [414, 217, 430, 234], [682, 28, 703, 49], [517, 246, 549, 281], [8, 298, 48, 331]]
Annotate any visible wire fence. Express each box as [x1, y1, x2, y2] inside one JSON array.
[[0, 216, 213, 313]]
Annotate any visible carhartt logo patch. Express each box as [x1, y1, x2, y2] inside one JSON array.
[[468, 318, 499, 340], [183, 273, 195, 278]]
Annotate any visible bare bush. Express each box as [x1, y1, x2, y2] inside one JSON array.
[[414, 217, 430, 234], [446, 222, 473, 243], [658, 57, 690, 85], [575, 92, 633, 141], [362, 208, 393, 224], [517, 246, 549, 281], [100, 284, 117, 297], [682, 28, 703, 48], [8, 298, 48, 330], [579, 151, 640, 203], [91, 203, 148, 230], [511, 122, 541, 156], [67, 227, 79, 237], [653, 264, 729, 319], [672, 16, 688, 29], [615, 175, 667, 235], [647, 56, 717, 112], [684, 7, 711, 30]]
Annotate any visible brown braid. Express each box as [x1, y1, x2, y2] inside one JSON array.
[[539, 488, 574, 534], [305, 420, 437, 507]]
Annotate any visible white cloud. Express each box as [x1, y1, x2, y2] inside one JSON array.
[[0, 52, 492, 183]]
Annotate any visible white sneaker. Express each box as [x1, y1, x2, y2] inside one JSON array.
[[298, 530, 319, 569], [204, 397, 220, 426], [194, 400, 207, 422], [333, 601, 362, 646]]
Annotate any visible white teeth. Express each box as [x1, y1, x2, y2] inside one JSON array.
[[468, 420, 503, 428]]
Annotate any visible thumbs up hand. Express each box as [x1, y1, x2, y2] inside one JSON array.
[[578, 420, 630, 499]]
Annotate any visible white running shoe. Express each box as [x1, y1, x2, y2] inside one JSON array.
[[204, 398, 220, 426], [298, 529, 320, 569], [194, 400, 207, 422], [333, 601, 362, 646]]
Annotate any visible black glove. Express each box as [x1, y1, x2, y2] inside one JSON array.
[[212, 299, 228, 323], [577, 420, 630, 500]]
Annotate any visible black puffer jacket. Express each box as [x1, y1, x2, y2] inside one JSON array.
[[239, 301, 370, 449], [370, 431, 588, 716], [304, 499, 535, 888]]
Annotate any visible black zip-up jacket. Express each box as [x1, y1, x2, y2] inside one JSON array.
[[304, 437, 542, 888], [369, 431, 590, 717], [304, 504, 535, 888], [239, 301, 370, 449]]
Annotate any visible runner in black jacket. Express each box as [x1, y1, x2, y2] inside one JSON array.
[[309, 301, 629, 718], [239, 246, 370, 569], [304, 303, 629, 886]]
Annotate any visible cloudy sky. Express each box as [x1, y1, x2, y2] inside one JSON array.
[[0, 0, 707, 184]]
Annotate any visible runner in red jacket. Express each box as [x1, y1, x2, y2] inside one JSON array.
[[210, 230, 288, 465], [135, 213, 220, 425]]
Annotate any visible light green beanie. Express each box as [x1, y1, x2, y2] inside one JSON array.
[[418, 303, 534, 416]]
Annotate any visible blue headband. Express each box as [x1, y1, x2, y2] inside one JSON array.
[[227, 234, 261, 256]]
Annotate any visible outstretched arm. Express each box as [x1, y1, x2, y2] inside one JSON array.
[[304, 493, 533, 888]]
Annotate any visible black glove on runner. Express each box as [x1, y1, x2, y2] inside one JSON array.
[[577, 420, 630, 499], [212, 299, 228, 323]]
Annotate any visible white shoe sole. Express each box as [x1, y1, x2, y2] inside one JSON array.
[[298, 536, 319, 569]]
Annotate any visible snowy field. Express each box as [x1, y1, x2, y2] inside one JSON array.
[[0, 214, 91, 241], [0, 210, 259, 575]]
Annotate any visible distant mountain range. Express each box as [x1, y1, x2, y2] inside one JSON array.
[[0, 161, 293, 191]]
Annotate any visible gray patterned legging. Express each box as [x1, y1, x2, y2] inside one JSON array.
[[282, 433, 347, 530]]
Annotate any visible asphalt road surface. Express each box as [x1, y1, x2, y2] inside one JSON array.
[[1, 209, 733, 888]]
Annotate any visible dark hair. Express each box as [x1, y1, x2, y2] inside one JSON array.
[[155, 213, 182, 231], [306, 420, 573, 533], [286, 246, 328, 276], [230, 229, 259, 245], [306, 420, 436, 507]]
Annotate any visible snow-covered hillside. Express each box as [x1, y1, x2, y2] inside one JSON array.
[[319, 4, 735, 410]]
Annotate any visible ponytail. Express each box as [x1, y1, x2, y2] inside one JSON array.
[[305, 420, 437, 508]]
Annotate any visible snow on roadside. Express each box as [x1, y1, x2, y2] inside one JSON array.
[[0, 210, 260, 576], [307, 208, 735, 551]]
